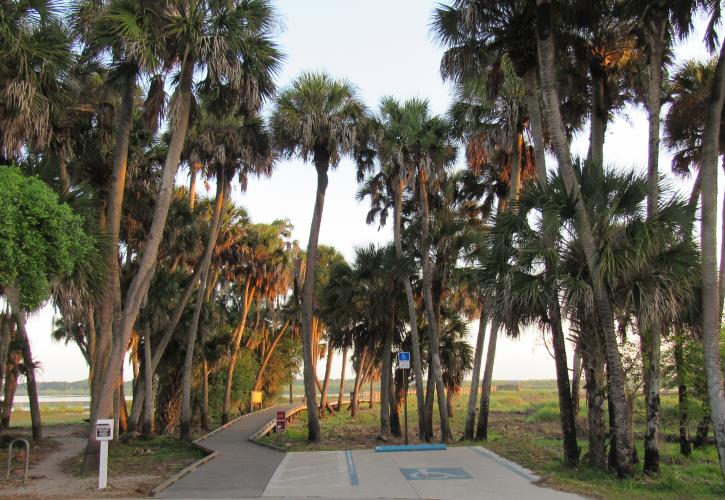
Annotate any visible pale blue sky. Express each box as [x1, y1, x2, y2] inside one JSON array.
[[29, 1, 720, 382]]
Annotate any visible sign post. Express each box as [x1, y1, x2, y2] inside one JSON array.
[[397, 352, 410, 445], [95, 419, 114, 489]]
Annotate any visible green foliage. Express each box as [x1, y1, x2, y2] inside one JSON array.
[[0, 166, 92, 310], [207, 349, 259, 420]]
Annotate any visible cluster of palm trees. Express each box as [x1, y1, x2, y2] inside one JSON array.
[[2, 0, 725, 483]]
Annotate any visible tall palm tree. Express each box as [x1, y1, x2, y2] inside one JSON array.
[[535, 0, 632, 476], [85, 0, 281, 466], [357, 97, 430, 438], [698, 11, 725, 477], [271, 72, 367, 442]]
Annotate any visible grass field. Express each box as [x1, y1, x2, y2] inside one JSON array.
[[258, 385, 725, 499]]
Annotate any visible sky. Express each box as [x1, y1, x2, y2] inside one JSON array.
[[24, 0, 721, 384]]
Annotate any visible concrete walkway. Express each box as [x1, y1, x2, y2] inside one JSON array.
[[158, 407, 581, 500], [158, 405, 293, 499]]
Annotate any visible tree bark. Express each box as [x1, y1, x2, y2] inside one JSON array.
[[476, 320, 499, 441], [6, 290, 41, 439], [93, 72, 135, 429], [200, 360, 209, 432], [393, 176, 427, 438], [142, 331, 153, 439], [351, 348, 367, 418], [418, 170, 450, 442], [189, 161, 200, 209], [583, 339, 606, 468], [181, 169, 226, 441], [699, 37, 725, 479], [641, 325, 661, 474], [464, 308, 486, 440], [390, 369, 401, 437], [82, 55, 194, 473], [380, 323, 394, 434], [301, 152, 330, 441], [319, 345, 334, 413], [424, 361, 435, 440], [674, 331, 691, 456], [536, 0, 632, 476], [571, 343, 582, 416], [2, 362, 18, 428], [337, 347, 348, 409]]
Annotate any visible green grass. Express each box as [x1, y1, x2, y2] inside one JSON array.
[[259, 387, 725, 499], [10, 404, 89, 427]]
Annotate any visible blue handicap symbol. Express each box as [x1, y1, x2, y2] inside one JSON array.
[[398, 352, 410, 361], [400, 467, 471, 480]]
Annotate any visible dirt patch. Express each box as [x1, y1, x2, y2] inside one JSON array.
[[0, 424, 203, 499]]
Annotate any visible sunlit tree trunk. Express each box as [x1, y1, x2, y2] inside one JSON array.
[[476, 320, 499, 441], [319, 345, 334, 413], [337, 348, 348, 409], [142, 331, 153, 439], [464, 308, 486, 440], [83, 56, 194, 473]]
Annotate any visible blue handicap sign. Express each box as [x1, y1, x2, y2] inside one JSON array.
[[400, 467, 472, 480], [398, 352, 410, 361]]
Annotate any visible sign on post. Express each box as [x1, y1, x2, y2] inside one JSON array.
[[397, 352, 410, 370], [397, 352, 411, 445], [95, 419, 114, 489], [276, 410, 287, 432]]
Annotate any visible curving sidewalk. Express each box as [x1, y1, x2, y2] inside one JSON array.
[[156, 404, 295, 499]]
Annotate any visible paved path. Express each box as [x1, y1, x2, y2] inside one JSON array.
[[158, 407, 581, 500], [158, 405, 293, 499]]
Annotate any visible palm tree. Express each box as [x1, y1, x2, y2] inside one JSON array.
[[271, 72, 367, 442], [535, 0, 633, 476], [0, 0, 72, 158], [357, 97, 430, 439], [85, 0, 281, 466], [698, 15, 725, 478]]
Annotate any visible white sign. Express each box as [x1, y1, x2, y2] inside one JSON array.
[[96, 419, 114, 489], [398, 352, 410, 370], [95, 419, 114, 441]]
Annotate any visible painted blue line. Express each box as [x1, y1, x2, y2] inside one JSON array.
[[345, 450, 359, 486], [375, 443, 447, 452], [470, 446, 538, 482]]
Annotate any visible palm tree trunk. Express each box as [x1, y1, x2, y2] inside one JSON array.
[[301, 152, 330, 441], [223, 280, 255, 424], [351, 348, 367, 418], [0, 313, 11, 399], [549, 300, 580, 466], [536, 0, 632, 476], [674, 331, 691, 456], [319, 346, 334, 413], [588, 71, 606, 179], [699, 37, 725, 479], [464, 307, 486, 440], [189, 161, 200, 209], [93, 71, 136, 429], [380, 323, 394, 434], [180, 169, 226, 441], [571, 343, 582, 416], [393, 177, 427, 438], [337, 348, 347, 409], [9, 296, 42, 440], [424, 361, 435, 440], [2, 363, 18, 428], [418, 170, 450, 442], [642, 25, 666, 475], [390, 370, 401, 437], [369, 376, 374, 409], [82, 55, 194, 473], [476, 320, 499, 441], [200, 360, 209, 432], [142, 331, 153, 439], [525, 64, 579, 466]]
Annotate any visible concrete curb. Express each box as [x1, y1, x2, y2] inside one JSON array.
[[150, 405, 287, 497]]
